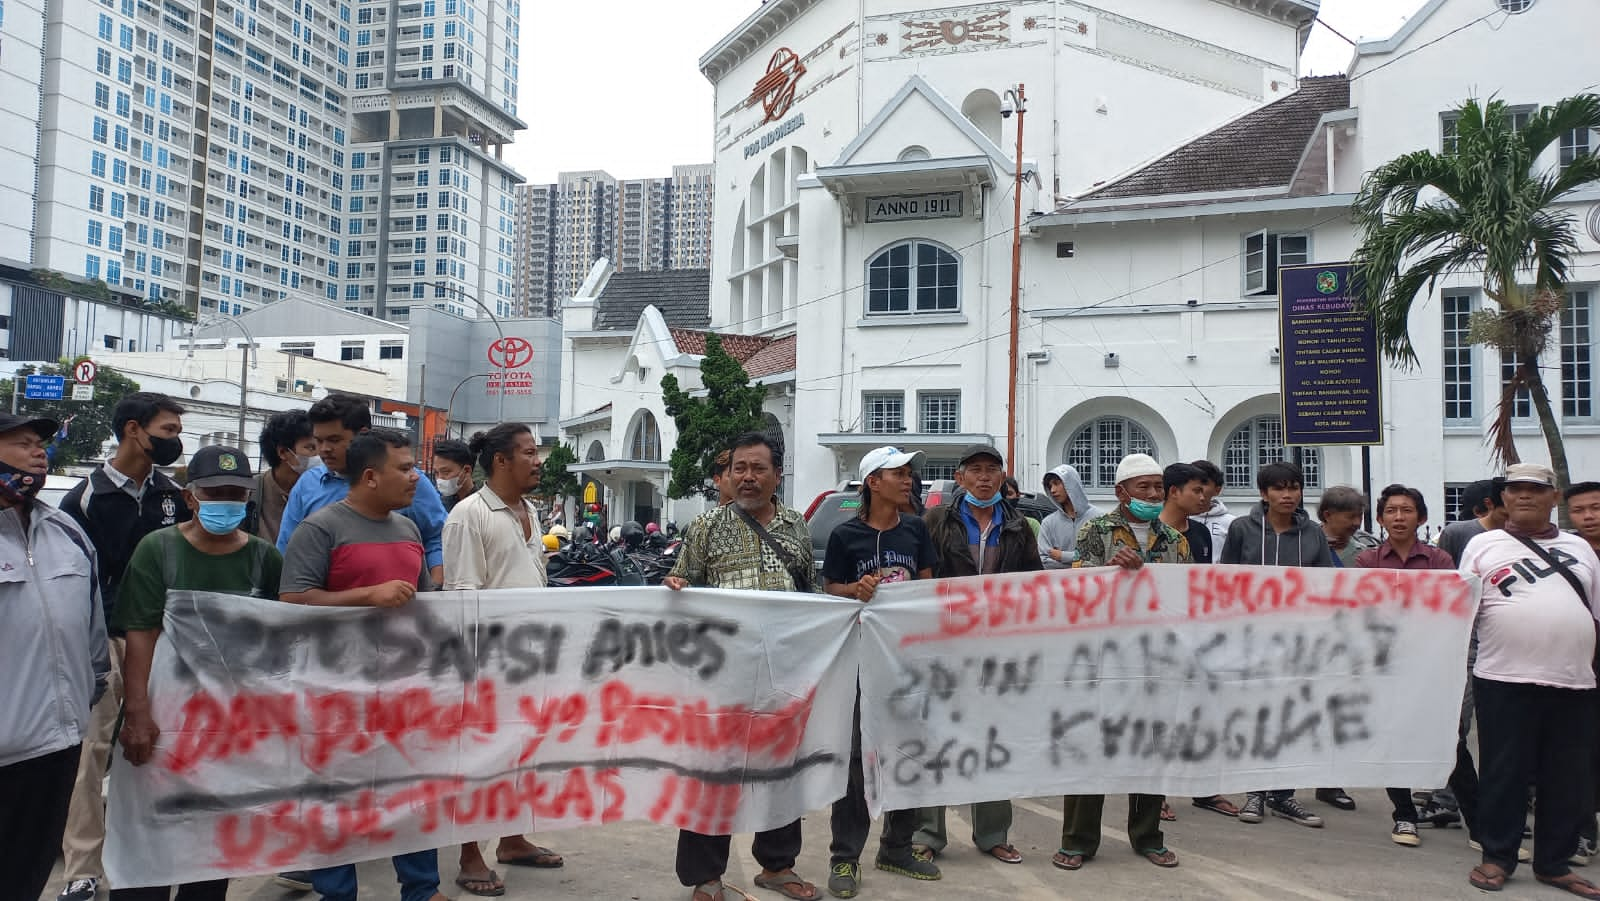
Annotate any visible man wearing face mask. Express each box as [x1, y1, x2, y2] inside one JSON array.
[[110, 445, 281, 901], [0, 412, 108, 901], [913, 444, 1041, 865], [432, 439, 477, 512], [56, 391, 189, 901], [1052, 454, 1188, 874], [251, 410, 316, 544]]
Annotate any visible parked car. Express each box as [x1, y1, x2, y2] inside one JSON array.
[[38, 474, 87, 511]]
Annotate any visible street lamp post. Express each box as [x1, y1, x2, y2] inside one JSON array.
[[446, 373, 491, 436], [429, 281, 506, 424], [1003, 84, 1027, 472], [192, 316, 258, 454]]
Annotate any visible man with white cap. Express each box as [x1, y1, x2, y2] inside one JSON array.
[[1052, 453, 1187, 874], [1461, 463, 1600, 896], [822, 447, 941, 897]]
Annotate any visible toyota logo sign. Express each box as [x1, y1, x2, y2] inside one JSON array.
[[487, 337, 534, 369]]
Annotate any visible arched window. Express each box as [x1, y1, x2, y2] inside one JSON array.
[[628, 412, 661, 461], [1223, 415, 1321, 490], [867, 240, 959, 315], [585, 440, 605, 462], [1065, 417, 1156, 489]]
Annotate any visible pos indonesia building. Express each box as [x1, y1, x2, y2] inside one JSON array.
[[675, 0, 1600, 515], [0, 0, 523, 323]]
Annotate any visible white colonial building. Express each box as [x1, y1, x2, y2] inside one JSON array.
[[617, 0, 1600, 518]]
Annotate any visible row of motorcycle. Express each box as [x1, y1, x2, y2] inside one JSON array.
[[546, 521, 681, 587]]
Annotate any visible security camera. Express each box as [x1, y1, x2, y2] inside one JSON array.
[[1000, 100, 1015, 119]]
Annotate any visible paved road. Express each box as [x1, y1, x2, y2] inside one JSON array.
[[38, 788, 1579, 900]]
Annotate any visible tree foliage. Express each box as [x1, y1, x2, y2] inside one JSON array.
[[661, 333, 767, 499], [0, 359, 143, 470], [538, 441, 580, 499], [1352, 93, 1600, 493]]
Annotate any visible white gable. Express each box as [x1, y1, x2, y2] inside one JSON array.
[[833, 76, 1012, 172]]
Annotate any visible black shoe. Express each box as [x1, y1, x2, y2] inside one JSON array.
[[1419, 800, 1462, 828], [57, 879, 98, 901], [1315, 788, 1356, 811]]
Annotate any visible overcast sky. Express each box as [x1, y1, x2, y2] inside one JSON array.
[[507, 0, 1426, 184]]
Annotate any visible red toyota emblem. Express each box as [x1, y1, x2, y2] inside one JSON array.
[[488, 337, 534, 369], [750, 48, 806, 124]]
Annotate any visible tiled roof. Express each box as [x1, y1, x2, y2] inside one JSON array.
[[1081, 76, 1350, 201], [594, 269, 711, 331], [668, 329, 798, 379]]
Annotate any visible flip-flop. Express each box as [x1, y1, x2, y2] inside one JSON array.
[[1470, 863, 1508, 892], [498, 846, 564, 868], [984, 844, 1023, 864], [693, 881, 754, 901], [1161, 801, 1177, 822], [1051, 850, 1088, 871], [1538, 873, 1600, 898], [752, 869, 816, 900], [1140, 847, 1180, 868], [1192, 796, 1240, 817], [453, 871, 505, 897]]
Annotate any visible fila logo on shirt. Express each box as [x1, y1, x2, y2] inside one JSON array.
[[1486, 548, 1584, 598]]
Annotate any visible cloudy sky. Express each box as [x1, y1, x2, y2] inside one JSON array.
[[507, 0, 1427, 184]]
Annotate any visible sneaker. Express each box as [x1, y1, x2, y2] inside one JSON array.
[[1238, 793, 1265, 824], [1418, 800, 1462, 828], [827, 861, 860, 898], [273, 872, 315, 892], [1573, 837, 1598, 866], [1392, 821, 1421, 847], [1267, 796, 1325, 828], [874, 849, 941, 881], [57, 878, 99, 901], [1469, 839, 1533, 863]]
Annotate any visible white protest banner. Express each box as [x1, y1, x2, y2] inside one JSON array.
[[857, 564, 1478, 814], [105, 587, 861, 887]]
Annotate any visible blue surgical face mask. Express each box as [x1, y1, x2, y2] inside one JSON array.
[[965, 491, 1002, 509], [1127, 498, 1164, 522], [196, 500, 248, 535]]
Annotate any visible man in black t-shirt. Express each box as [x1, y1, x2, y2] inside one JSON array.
[[822, 447, 940, 898]]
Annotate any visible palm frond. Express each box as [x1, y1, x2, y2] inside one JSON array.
[[1519, 94, 1600, 159]]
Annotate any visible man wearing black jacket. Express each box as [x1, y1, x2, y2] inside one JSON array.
[[912, 444, 1041, 864], [55, 392, 189, 901]]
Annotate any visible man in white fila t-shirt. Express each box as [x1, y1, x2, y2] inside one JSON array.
[[1459, 463, 1600, 897]]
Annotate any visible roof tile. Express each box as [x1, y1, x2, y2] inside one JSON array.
[[594, 269, 711, 331]]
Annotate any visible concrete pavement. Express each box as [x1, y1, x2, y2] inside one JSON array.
[[40, 787, 1582, 900]]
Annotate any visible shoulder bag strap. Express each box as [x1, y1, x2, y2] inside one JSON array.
[[730, 505, 813, 593], [1512, 534, 1591, 610]]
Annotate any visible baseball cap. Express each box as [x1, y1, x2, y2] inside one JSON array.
[[0, 412, 59, 441], [1504, 462, 1556, 488], [959, 443, 1004, 467], [859, 446, 924, 480], [1115, 453, 1163, 485], [186, 445, 255, 489]]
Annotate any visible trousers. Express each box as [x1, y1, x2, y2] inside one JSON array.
[[2, 744, 81, 901], [62, 638, 125, 880], [830, 693, 917, 863], [1059, 794, 1165, 857], [675, 822, 803, 887], [911, 801, 1013, 854], [310, 850, 441, 901]]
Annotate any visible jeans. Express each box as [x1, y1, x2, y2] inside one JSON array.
[[110, 881, 228, 901], [1474, 677, 1596, 877], [1059, 794, 1165, 856], [911, 801, 1013, 853], [676, 822, 803, 887], [830, 694, 918, 863], [1387, 787, 1419, 823], [2, 744, 80, 901], [310, 849, 441, 901]]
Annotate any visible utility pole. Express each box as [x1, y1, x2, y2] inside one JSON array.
[[1004, 84, 1027, 471]]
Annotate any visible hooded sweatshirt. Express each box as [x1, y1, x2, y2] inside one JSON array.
[[1219, 501, 1334, 568], [1191, 497, 1236, 550], [1038, 464, 1102, 568]]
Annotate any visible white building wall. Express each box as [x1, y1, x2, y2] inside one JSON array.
[[0, 0, 47, 262]]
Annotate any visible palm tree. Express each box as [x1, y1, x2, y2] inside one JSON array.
[[1352, 94, 1600, 493]]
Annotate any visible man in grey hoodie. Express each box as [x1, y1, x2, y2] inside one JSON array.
[[1038, 464, 1100, 568], [1220, 461, 1335, 829]]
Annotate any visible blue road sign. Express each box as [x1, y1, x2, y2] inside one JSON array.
[[23, 375, 67, 401]]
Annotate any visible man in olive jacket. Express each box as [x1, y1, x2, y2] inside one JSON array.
[[913, 443, 1042, 863]]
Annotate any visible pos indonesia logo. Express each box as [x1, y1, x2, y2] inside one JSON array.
[[750, 48, 806, 124], [1315, 270, 1340, 295], [487, 337, 535, 369]]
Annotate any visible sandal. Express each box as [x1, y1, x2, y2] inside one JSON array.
[[453, 872, 505, 897], [1141, 848, 1180, 868], [752, 869, 816, 900], [984, 843, 1023, 864], [911, 843, 938, 861], [1469, 863, 1508, 892], [1192, 795, 1241, 817], [1539, 873, 1600, 898], [1051, 849, 1088, 871], [1161, 801, 1176, 822], [498, 846, 564, 868], [692, 881, 733, 901]]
